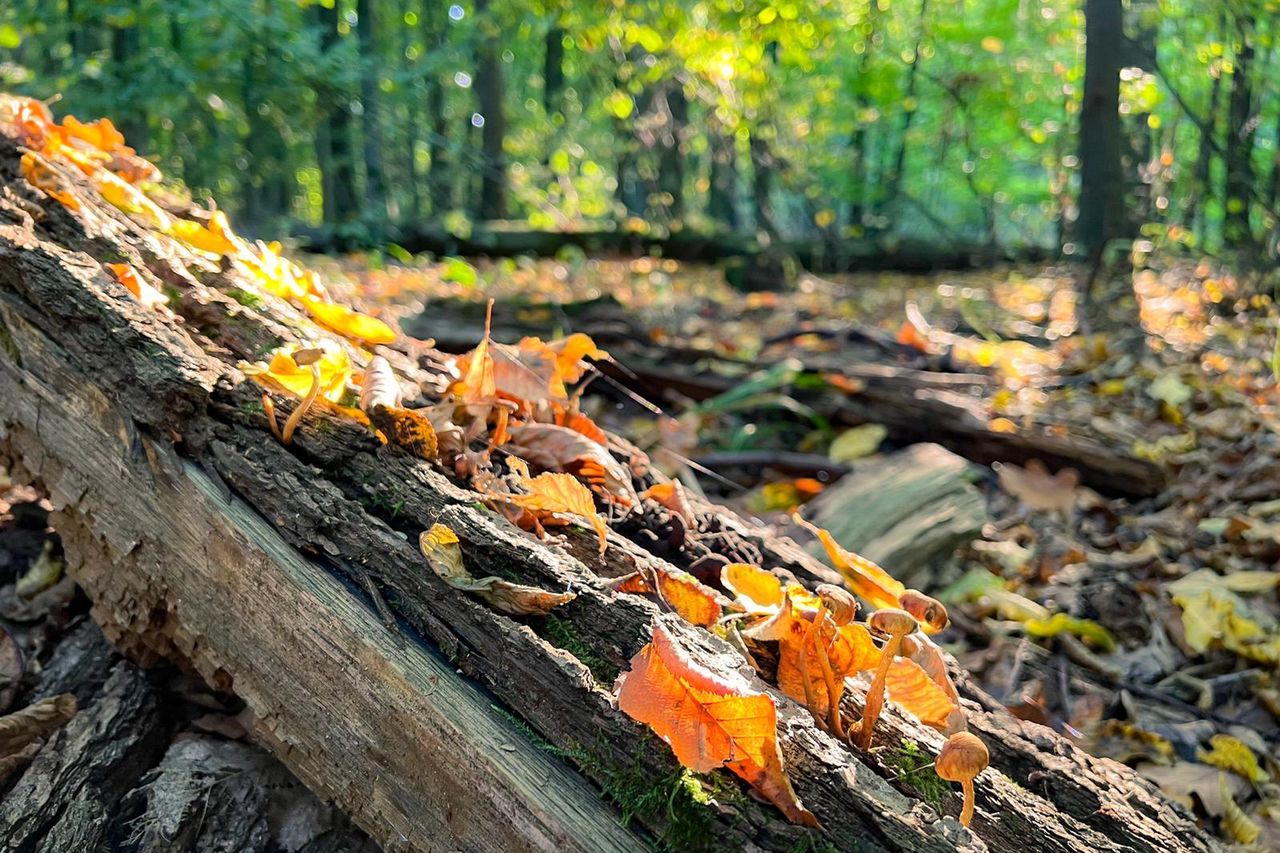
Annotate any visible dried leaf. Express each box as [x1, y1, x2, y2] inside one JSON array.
[[795, 515, 905, 615], [59, 114, 125, 154], [418, 523, 466, 582], [301, 296, 397, 345], [1024, 613, 1117, 653], [773, 596, 879, 720], [993, 459, 1079, 514], [0, 693, 76, 755], [419, 522, 575, 615], [14, 540, 62, 599], [1198, 735, 1270, 783], [371, 406, 438, 460], [19, 151, 79, 209], [505, 422, 634, 501], [617, 622, 818, 827], [899, 635, 966, 734], [553, 408, 609, 446], [1220, 772, 1261, 844], [885, 658, 958, 730], [94, 169, 170, 229], [640, 480, 694, 525], [613, 570, 723, 627], [0, 624, 23, 713], [168, 211, 239, 256], [828, 424, 887, 463], [105, 262, 169, 309], [721, 563, 785, 613], [358, 356, 401, 412], [502, 457, 608, 554]]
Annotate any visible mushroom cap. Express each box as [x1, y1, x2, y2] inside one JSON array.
[[900, 589, 949, 633], [868, 608, 918, 638], [292, 347, 325, 367], [935, 732, 989, 782], [816, 584, 858, 625]]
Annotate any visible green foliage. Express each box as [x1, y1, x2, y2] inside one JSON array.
[[0, 0, 1274, 253]]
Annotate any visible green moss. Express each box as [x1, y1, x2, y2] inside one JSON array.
[[227, 287, 265, 310], [0, 314, 21, 367], [239, 399, 265, 417], [543, 614, 618, 683], [881, 740, 948, 811], [592, 749, 720, 851]]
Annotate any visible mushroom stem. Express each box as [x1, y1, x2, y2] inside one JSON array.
[[811, 613, 845, 738], [262, 393, 284, 443], [797, 621, 821, 727], [281, 363, 322, 444], [854, 631, 904, 750], [960, 778, 975, 826]]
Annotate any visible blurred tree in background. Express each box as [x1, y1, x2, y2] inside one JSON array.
[[1, 0, 1277, 260]]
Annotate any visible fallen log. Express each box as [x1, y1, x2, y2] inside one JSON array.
[[0, 129, 1216, 852]]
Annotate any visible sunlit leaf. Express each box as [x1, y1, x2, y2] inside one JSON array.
[[616, 622, 818, 827]]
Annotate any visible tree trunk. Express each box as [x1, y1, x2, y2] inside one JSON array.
[[0, 131, 1218, 853], [544, 24, 565, 119], [474, 0, 508, 220], [1076, 0, 1127, 256], [109, 3, 148, 154], [879, 0, 928, 231], [708, 118, 739, 230], [313, 4, 359, 225], [656, 82, 687, 224], [1224, 17, 1256, 248], [1186, 63, 1221, 236], [424, 0, 452, 214], [356, 0, 387, 218]]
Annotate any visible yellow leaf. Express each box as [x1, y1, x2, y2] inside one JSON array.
[[613, 570, 723, 627], [168, 211, 240, 256], [15, 540, 63, 598], [301, 296, 397, 345], [95, 170, 170, 230], [1198, 735, 1270, 783], [829, 424, 887, 462], [503, 457, 608, 554], [721, 563, 784, 613], [1220, 772, 1261, 844], [243, 344, 351, 403], [1024, 613, 1117, 652], [59, 114, 125, 153], [617, 622, 818, 827], [419, 521, 575, 615]]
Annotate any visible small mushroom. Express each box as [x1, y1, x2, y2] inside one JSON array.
[[899, 589, 949, 633], [935, 731, 989, 826], [816, 584, 858, 626], [853, 607, 918, 750], [281, 348, 324, 444]]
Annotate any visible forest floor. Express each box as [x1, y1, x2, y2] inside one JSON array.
[[300, 249, 1280, 847]]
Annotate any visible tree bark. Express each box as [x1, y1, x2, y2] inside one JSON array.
[[0, 132, 1217, 853], [1076, 0, 1126, 255]]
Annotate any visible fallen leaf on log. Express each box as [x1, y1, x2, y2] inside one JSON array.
[[419, 522, 576, 615], [105, 262, 169, 309], [0, 693, 76, 758], [497, 457, 608, 554], [616, 622, 818, 827], [993, 459, 1079, 514], [612, 569, 723, 627], [14, 539, 63, 598], [300, 296, 397, 345]]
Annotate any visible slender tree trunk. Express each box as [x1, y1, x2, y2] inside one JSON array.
[[1224, 17, 1256, 248], [423, 1, 451, 214], [313, 4, 359, 225], [1076, 0, 1126, 256], [846, 2, 880, 233], [708, 118, 740, 230], [109, 3, 148, 152], [879, 0, 928, 230], [356, 0, 387, 218], [473, 0, 508, 219], [402, 8, 422, 223], [750, 41, 781, 238], [1186, 68, 1221, 236], [544, 24, 565, 118], [656, 82, 687, 223]]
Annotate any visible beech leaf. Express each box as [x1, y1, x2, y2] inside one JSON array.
[[616, 622, 818, 827]]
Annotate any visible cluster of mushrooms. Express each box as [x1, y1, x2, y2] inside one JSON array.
[[794, 585, 990, 828]]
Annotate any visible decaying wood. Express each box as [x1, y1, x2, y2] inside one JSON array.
[[409, 299, 1166, 498], [0, 135, 1219, 852], [806, 443, 988, 589]]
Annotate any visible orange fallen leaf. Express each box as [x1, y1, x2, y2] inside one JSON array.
[[613, 569, 724, 627], [169, 211, 240, 256], [641, 480, 694, 525], [59, 114, 126, 154], [721, 563, 785, 614], [105, 262, 168, 308], [554, 408, 609, 446], [19, 152, 79, 210], [897, 634, 966, 734], [885, 657, 959, 730], [617, 622, 818, 827], [505, 422, 635, 502], [771, 594, 879, 721], [501, 457, 608, 554]]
